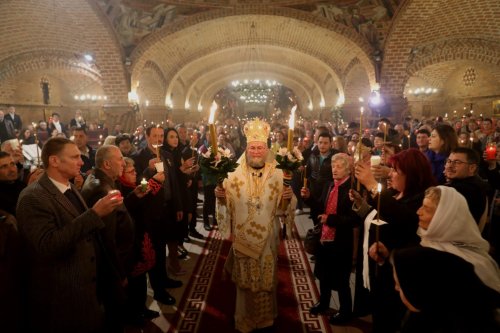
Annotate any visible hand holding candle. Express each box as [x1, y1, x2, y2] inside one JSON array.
[[140, 178, 148, 192]]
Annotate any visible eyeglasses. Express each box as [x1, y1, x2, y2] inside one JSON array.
[[445, 159, 470, 166], [123, 168, 136, 174]]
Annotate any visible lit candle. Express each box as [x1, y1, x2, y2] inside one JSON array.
[[287, 105, 297, 151], [469, 137, 473, 148], [141, 178, 148, 192], [208, 101, 218, 154], [486, 142, 497, 160], [407, 134, 411, 149]]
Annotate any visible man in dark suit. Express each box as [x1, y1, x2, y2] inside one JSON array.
[[16, 137, 123, 333], [73, 127, 96, 174], [6, 105, 22, 132], [0, 109, 16, 143], [0, 151, 25, 216], [133, 125, 183, 305], [81, 145, 136, 332]]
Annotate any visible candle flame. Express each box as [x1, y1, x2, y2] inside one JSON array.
[[377, 183, 382, 193], [289, 105, 296, 130], [360, 106, 364, 114], [209, 102, 217, 124]]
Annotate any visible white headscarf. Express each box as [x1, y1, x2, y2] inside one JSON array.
[[419, 186, 500, 292]]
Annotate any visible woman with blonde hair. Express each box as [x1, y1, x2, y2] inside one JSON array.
[[301, 153, 361, 325]]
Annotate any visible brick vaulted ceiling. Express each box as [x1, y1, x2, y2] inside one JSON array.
[[0, 0, 499, 121], [129, 9, 376, 112]]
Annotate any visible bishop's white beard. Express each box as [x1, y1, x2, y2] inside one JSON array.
[[246, 155, 266, 169]]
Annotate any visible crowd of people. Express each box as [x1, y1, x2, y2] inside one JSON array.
[[0, 104, 499, 332]]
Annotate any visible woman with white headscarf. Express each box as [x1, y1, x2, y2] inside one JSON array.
[[389, 186, 500, 332], [417, 185, 500, 293]]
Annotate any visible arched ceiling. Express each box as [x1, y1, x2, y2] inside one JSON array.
[[126, 8, 378, 112], [3, 0, 499, 122], [171, 44, 341, 107]]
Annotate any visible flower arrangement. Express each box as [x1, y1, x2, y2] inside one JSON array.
[[275, 147, 304, 171], [200, 147, 239, 185]]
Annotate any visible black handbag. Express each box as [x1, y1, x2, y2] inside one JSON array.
[[304, 223, 322, 255]]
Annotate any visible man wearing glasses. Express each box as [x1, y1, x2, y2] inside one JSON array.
[[444, 147, 489, 225]]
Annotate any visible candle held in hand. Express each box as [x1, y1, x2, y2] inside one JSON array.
[[486, 142, 497, 160], [141, 178, 148, 192]]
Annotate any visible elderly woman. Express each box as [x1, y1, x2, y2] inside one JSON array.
[[301, 153, 360, 325], [391, 247, 500, 333], [354, 148, 437, 333], [389, 186, 500, 332], [117, 157, 161, 324], [416, 186, 500, 291]]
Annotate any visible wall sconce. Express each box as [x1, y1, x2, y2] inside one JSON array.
[[128, 91, 139, 104], [336, 96, 345, 107], [308, 101, 313, 111]]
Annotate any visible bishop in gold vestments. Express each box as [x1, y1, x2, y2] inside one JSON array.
[[216, 119, 294, 332]]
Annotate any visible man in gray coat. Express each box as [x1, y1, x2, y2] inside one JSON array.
[[16, 137, 123, 333]]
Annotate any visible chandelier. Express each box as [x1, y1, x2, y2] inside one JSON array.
[[74, 94, 108, 102], [408, 87, 438, 97], [231, 79, 280, 104]]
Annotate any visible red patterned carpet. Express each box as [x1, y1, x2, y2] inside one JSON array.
[[166, 227, 333, 333]]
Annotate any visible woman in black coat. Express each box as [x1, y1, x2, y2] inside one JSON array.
[[354, 148, 437, 333], [162, 128, 197, 273], [302, 152, 360, 324]]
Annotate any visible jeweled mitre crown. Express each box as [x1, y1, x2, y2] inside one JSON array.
[[243, 118, 270, 143]]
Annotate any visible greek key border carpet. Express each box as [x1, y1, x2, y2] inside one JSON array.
[[167, 225, 333, 333]]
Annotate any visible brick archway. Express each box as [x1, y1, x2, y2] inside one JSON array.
[[0, 50, 102, 84], [406, 38, 500, 79], [381, 0, 500, 97], [130, 6, 377, 96]]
